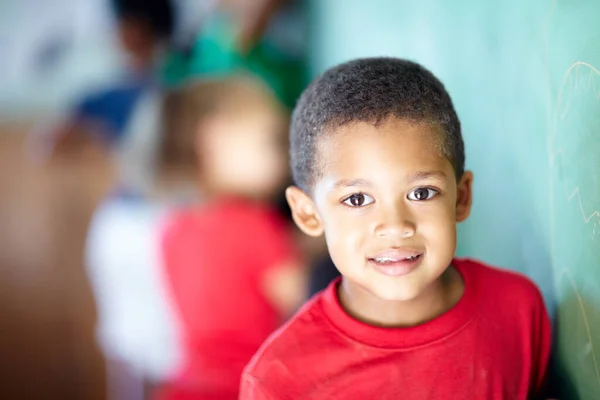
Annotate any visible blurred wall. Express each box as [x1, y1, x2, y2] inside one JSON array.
[[0, 124, 112, 399], [0, 0, 123, 118]]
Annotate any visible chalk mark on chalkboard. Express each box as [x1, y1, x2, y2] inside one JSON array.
[[552, 61, 600, 229], [552, 148, 600, 226], [559, 268, 600, 387], [558, 62, 600, 120]]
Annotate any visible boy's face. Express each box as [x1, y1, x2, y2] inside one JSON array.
[[116, 18, 157, 72], [200, 105, 288, 199], [287, 117, 473, 302]]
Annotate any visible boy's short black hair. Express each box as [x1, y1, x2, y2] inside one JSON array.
[[112, 0, 175, 40], [290, 57, 464, 192]]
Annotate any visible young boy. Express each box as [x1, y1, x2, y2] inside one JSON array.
[[240, 58, 552, 399], [156, 76, 307, 400]]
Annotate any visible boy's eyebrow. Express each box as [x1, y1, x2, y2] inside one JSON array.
[[407, 170, 448, 183], [332, 178, 373, 189], [329, 171, 447, 191]]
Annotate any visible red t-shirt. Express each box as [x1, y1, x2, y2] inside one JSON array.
[[158, 199, 297, 400], [241, 258, 551, 400]]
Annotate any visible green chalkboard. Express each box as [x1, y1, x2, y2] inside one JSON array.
[[311, 0, 600, 398], [548, 2, 600, 399]]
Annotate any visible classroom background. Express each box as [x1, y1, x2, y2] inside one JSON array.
[[1, 0, 598, 399]]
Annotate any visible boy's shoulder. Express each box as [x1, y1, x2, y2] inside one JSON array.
[[243, 286, 335, 377], [456, 257, 546, 310]]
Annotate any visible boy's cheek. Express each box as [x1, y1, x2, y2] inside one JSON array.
[[325, 232, 369, 271], [420, 217, 457, 244], [322, 213, 366, 244], [416, 203, 457, 227]]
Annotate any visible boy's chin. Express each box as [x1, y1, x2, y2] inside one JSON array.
[[358, 279, 427, 302], [370, 286, 424, 302]]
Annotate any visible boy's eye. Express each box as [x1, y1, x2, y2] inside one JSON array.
[[407, 187, 439, 201], [343, 193, 374, 207]]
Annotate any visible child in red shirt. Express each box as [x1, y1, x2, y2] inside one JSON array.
[[240, 58, 553, 399], [156, 77, 306, 400]]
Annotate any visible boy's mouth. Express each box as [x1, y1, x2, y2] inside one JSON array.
[[371, 254, 421, 263], [367, 249, 424, 276]]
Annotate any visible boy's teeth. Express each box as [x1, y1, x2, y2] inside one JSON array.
[[374, 255, 419, 263]]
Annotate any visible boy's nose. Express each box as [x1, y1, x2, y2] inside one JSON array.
[[374, 203, 416, 239]]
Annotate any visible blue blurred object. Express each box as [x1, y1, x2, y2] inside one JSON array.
[[74, 78, 150, 145]]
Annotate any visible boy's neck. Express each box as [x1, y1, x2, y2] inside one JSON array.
[[338, 266, 464, 328]]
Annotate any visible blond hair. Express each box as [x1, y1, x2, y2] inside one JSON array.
[[160, 75, 284, 177]]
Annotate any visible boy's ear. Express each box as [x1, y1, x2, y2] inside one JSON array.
[[456, 171, 474, 222], [285, 186, 324, 237]]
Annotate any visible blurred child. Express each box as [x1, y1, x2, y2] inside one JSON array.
[[47, 0, 175, 194], [84, 89, 187, 400], [86, 192, 184, 400], [240, 58, 552, 399], [156, 76, 307, 400]]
